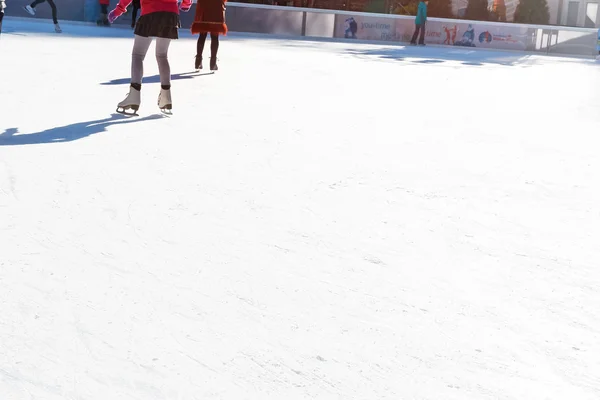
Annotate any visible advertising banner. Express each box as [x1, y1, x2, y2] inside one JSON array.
[[419, 20, 532, 51], [334, 14, 401, 41], [335, 14, 536, 52], [597, 28, 600, 51]]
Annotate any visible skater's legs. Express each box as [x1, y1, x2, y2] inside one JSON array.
[[30, 0, 45, 8], [209, 34, 219, 69], [210, 33, 219, 59], [27, 0, 58, 25], [155, 37, 172, 87], [98, 4, 109, 25], [46, 0, 58, 23], [418, 22, 426, 44], [131, 34, 153, 85], [196, 32, 207, 56], [410, 24, 421, 44]]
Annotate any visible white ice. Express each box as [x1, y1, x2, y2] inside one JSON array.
[[1, 17, 600, 400]]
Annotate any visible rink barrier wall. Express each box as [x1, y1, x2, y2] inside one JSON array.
[[215, 3, 598, 57], [5, 1, 598, 57]]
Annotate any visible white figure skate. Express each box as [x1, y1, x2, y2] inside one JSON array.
[[116, 87, 141, 115], [158, 88, 172, 114]]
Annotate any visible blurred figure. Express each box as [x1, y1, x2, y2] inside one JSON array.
[[597, 28, 600, 60], [0, 0, 5, 36], [409, 0, 428, 45], [23, 0, 61, 33], [98, 0, 110, 25]]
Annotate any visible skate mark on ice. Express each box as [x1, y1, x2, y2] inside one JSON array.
[[183, 352, 219, 374], [0, 158, 19, 200], [238, 352, 338, 392], [1, 366, 72, 398], [239, 352, 293, 387], [0, 114, 165, 146], [364, 255, 385, 266], [127, 202, 146, 243]]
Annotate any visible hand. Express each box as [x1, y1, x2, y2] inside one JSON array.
[[107, 9, 118, 23]]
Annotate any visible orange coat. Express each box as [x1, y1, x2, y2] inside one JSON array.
[[191, 0, 227, 35]]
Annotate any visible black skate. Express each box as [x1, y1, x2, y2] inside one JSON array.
[[210, 57, 218, 71], [195, 55, 203, 71], [97, 14, 110, 26]]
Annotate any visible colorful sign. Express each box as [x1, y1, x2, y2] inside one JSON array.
[[334, 15, 535, 52], [396, 20, 531, 51], [335, 15, 399, 41]]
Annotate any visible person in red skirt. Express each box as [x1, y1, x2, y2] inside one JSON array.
[[191, 0, 227, 71], [107, 0, 191, 114]]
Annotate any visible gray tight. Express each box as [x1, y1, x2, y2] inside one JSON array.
[[131, 34, 172, 86]]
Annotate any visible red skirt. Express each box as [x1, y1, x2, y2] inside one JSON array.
[[191, 0, 227, 35]]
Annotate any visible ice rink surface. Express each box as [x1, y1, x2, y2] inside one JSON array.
[[1, 17, 600, 400]]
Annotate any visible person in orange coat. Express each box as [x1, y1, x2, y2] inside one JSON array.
[[191, 0, 227, 71]]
